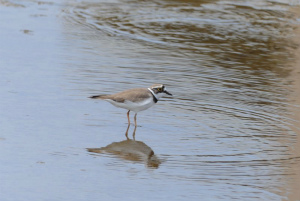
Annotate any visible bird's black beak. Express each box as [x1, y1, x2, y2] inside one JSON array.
[[164, 90, 172, 96]]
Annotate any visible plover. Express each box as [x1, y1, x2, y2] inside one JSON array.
[[89, 84, 172, 137]]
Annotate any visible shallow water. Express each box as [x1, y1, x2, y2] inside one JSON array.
[[1, 0, 300, 200]]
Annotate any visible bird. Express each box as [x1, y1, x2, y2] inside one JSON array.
[[89, 84, 172, 138]]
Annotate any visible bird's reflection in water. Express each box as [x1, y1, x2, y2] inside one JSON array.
[[87, 138, 161, 168]]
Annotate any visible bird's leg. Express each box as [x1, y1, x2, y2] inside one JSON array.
[[127, 110, 130, 125], [133, 113, 137, 140], [125, 110, 130, 139]]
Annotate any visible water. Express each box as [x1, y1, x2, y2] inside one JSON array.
[[1, 0, 300, 200]]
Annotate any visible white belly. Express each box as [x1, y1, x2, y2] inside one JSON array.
[[105, 97, 155, 113]]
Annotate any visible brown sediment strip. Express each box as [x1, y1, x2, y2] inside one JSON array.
[[286, 6, 300, 201]]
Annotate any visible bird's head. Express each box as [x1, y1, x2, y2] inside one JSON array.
[[150, 84, 172, 99]]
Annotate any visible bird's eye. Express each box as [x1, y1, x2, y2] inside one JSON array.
[[157, 88, 162, 92]]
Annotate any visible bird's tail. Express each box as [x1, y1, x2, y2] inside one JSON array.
[[89, 95, 109, 99]]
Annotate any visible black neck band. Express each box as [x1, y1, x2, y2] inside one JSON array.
[[151, 93, 158, 103], [153, 95, 158, 103], [148, 88, 158, 103]]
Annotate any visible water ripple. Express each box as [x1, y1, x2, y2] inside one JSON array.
[[59, 0, 300, 200]]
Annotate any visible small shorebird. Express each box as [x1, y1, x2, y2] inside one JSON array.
[[89, 84, 172, 138]]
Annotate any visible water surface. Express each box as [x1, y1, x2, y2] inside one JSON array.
[[1, 0, 300, 200]]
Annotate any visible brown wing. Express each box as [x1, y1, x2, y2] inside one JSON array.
[[110, 88, 151, 103]]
